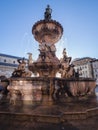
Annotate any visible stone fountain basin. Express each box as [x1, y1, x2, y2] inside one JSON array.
[[0, 77, 97, 123], [32, 20, 63, 44], [7, 77, 96, 103]]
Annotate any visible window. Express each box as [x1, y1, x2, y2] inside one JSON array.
[[80, 67, 82, 70], [13, 61, 15, 64], [4, 59, 6, 62], [95, 69, 97, 72], [85, 71, 87, 74]]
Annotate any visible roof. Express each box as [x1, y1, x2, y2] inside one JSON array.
[[90, 59, 98, 63], [72, 57, 95, 62], [0, 62, 18, 67], [0, 53, 27, 60], [72, 57, 96, 66]]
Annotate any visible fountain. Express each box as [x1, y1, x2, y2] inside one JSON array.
[[6, 5, 97, 122], [7, 5, 96, 104]]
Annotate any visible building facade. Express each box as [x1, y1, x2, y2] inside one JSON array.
[[0, 53, 26, 78], [91, 59, 98, 80], [72, 57, 95, 78]]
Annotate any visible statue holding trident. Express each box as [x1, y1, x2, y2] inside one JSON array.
[[44, 5, 52, 21]]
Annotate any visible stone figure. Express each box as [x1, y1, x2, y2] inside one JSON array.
[[27, 53, 33, 64], [59, 49, 75, 78], [17, 58, 26, 71], [39, 42, 45, 51], [53, 80, 60, 99], [67, 81, 95, 97], [59, 62, 68, 78], [47, 44, 57, 58], [39, 42, 57, 62], [60, 63, 75, 79], [9, 90, 21, 105], [44, 5, 52, 21], [12, 58, 32, 77], [39, 43, 46, 61], [62, 48, 67, 59], [64, 64, 75, 78], [49, 44, 56, 56]]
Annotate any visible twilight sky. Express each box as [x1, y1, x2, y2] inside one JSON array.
[[0, 0, 98, 60]]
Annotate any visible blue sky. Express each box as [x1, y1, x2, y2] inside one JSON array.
[[0, 0, 98, 60]]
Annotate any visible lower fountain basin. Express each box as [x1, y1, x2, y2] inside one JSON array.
[[7, 77, 96, 105]]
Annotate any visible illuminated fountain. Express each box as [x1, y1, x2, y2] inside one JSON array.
[[8, 5, 96, 106]]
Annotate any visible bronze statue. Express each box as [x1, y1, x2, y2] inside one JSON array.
[[44, 5, 52, 21]]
